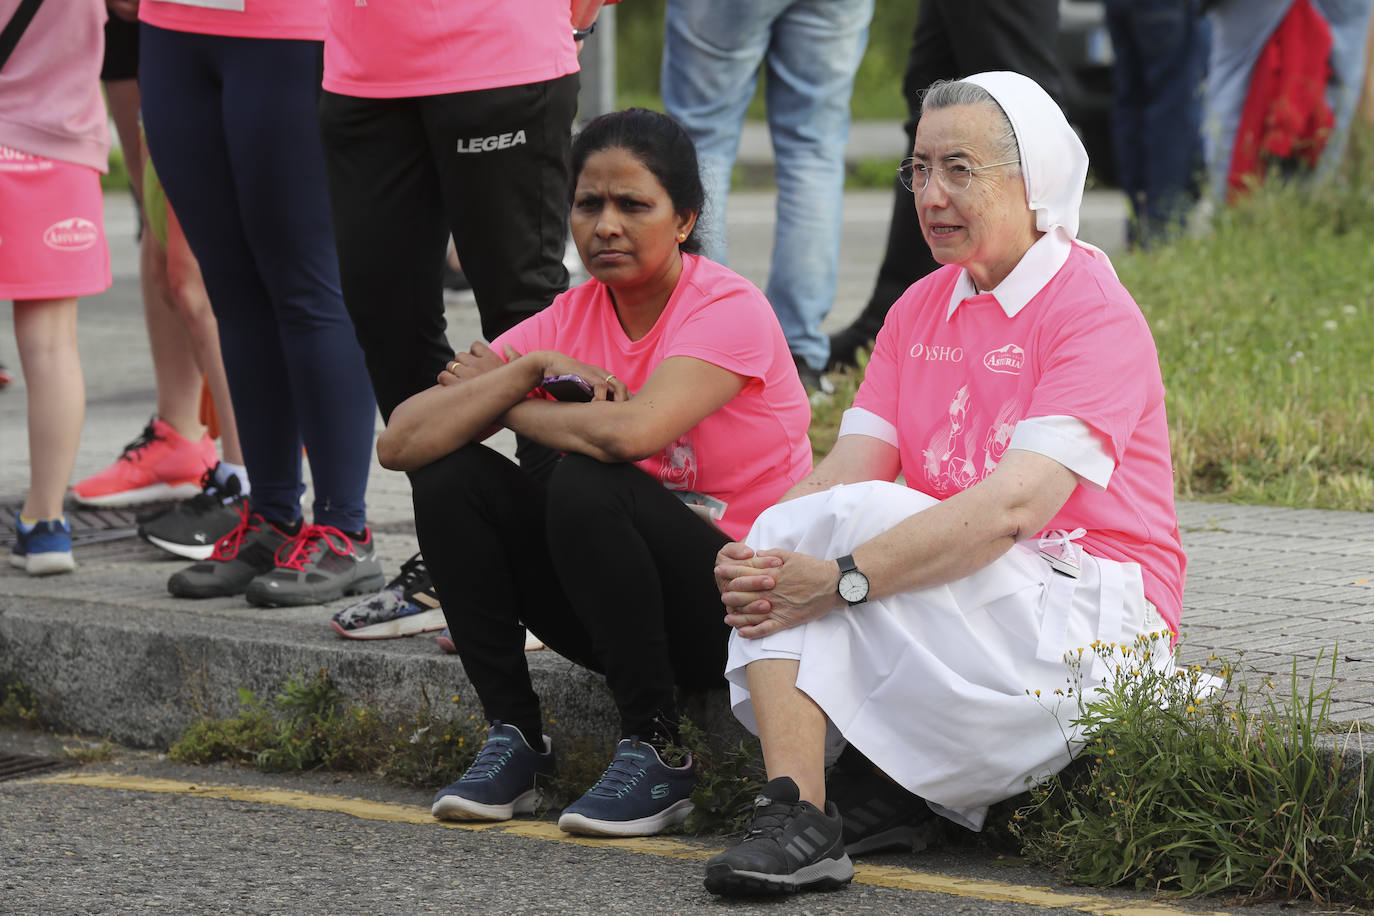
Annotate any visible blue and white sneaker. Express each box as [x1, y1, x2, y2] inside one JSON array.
[[557, 737, 695, 837], [330, 552, 445, 639], [9, 515, 75, 576], [431, 721, 555, 821]]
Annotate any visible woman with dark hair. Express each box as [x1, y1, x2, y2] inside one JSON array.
[[379, 108, 812, 838]]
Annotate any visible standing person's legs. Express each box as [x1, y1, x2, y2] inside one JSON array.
[[1313, 0, 1374, 177], [543, 455, 731, 745], [661, 0, 779, 263], [763, 0, 872, 373], [12, 298, 83, 520], [319, 93, 453, 423], [142, 24, 307, 528]]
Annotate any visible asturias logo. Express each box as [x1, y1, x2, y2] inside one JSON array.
[[43, 217, 99, 252], [983, 343, 1024, 375]]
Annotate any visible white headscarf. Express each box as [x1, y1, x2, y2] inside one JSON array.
[[963, 71, 1089, 242]]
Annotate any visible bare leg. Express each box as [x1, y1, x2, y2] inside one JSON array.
[[141, 221, 207, 440], [164, 204, 243, 465], [745, 658, 828, 807], [14, 298, 84, 519], [104, 78, 143, 202]]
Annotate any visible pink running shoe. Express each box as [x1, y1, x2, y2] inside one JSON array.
[[71, 416, 218, 507]]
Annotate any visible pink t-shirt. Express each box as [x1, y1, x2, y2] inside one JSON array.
[[322, 0, 579, 98], [140, 0, 325, 42], [492, 253, 814, 541], [0, 0, 110, 171], [854, 245, 1186, 631]]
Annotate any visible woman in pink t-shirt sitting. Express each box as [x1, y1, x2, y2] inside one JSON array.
[[379, 109, 812, 840], [704, 73, 1188, 897]]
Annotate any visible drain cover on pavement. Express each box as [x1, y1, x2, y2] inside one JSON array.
[[0, 752, 74, 782], [0, 500, 177, 549]]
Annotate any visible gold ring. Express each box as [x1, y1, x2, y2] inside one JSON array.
[[447, 360, 460, 374], [605, 373, 616, 385]]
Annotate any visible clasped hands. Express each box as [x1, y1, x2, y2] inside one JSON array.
[[715, 542, 841, 639], [439, 342, 629, 402]]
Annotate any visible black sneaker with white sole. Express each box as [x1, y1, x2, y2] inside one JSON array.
[[138, 465, 247, 560], [703, 776, 853, 896]]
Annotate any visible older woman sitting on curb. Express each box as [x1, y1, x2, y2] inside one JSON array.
[[704, 71, 1186, 897]]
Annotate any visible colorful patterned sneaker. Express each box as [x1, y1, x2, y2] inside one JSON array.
[[329, 552, 444, 639], [167, 509, 294, 599], [245, 524, 386, 608], [9, 515, 75, 576], [137, 465, 248, 561], [825, 748, 939, 856], [557, 737, 695, 837], [71, 416, 217, 508], [703, 776, 854, 896], [431, 721, 556, 821], [435, 628, 457, 653]]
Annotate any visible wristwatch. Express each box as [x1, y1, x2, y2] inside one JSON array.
[[573, 20, 596, 41], [835, 554, 869, 606]]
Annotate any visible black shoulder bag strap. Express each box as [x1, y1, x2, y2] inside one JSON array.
[[0, 0, 46, 72]]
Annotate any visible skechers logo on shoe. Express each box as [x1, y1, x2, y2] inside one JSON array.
[[456, 130, 527, 154], [44, 217, 99, 251], [650, 783, 670, 799]]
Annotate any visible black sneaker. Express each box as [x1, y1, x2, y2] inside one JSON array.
[[245, 525, 386, 608], [167, 510, 295, 599], [703, 776, 853, 896], [826, 747, 939, 856], [792, 354, 835, 403], [138, 465, 248, 560]]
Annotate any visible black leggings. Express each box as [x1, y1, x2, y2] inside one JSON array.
[[411, 446, 732, 744]]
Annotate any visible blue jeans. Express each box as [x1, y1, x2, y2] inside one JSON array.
[[1204, 0, 1374, 200], [1104, 0, 1210, 247], [662, 0, 873, 371]]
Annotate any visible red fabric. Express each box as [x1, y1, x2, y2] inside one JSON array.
[[1228, 0, 1335, 200]]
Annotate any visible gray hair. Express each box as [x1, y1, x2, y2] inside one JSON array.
[[921, 79, 1021, 167]]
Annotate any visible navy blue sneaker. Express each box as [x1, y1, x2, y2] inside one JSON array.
[[704, 776, 853, 896], [431, 721, 555, 821], [557, 737, 695, 837], [9, 515, 75, 576]]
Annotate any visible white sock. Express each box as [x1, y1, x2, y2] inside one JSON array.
[[214, 461, 250, 500]]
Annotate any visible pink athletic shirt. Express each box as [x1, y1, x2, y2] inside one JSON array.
[[854, 244, 1186, 631], [140, 0, 325, 41], [492, 253, 814, 541], [322, 0, 580, 98]]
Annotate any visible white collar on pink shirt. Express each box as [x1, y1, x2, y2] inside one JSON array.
[[946, 229, 1073, 320]]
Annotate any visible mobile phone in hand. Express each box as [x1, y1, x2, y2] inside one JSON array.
[[541, 374, 595, 402]]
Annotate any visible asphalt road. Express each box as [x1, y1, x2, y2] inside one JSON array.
[[1, 729, 1336, 916]]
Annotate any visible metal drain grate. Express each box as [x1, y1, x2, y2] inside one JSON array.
[[0, 752, 74, 782], [0, 500, 178, 549]]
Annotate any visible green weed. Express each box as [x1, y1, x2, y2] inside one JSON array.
[[0, 681, 40, 729], [1013, 640, 1373, 906]]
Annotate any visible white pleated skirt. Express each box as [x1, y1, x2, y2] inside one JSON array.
[[724, 480, 1171, 831]]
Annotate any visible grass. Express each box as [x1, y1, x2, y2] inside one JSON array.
[[1012, 641, 1373, 907]]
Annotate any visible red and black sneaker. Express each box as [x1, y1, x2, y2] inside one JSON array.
[[167, 509, 296, 599]]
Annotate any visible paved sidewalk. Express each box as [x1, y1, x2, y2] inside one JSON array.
[[1, 182, 1371, 751]]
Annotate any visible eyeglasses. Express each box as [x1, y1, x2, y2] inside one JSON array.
[[898, 157, 1021, 192]]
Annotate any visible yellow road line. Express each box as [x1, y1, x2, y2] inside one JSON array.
[[34, 772, 1237, 915]]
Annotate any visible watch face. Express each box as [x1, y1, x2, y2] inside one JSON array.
[[838, 571, 868, 603]]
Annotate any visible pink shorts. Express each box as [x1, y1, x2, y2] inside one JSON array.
[[0, 145, 111, 301]]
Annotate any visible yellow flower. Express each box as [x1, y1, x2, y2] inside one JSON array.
[[1107, 749, 1116, 756], [1186, 705, 1196, 714]]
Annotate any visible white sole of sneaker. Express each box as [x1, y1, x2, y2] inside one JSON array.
[[557, 798, 694, 837], [19, 552, 76, 576], [331, 607, 447, 640], [703, 854, 854, 896], [72, 480, 202, 508], [143, 532, 216, 561], [431, 787, 538, 822]]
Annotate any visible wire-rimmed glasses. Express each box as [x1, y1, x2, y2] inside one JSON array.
[[898, 157, 1021, 192]]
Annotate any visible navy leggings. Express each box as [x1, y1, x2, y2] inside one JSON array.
[[139, 24, 376, 531]]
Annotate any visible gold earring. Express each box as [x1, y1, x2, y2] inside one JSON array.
[[677, 233, 687, 242]]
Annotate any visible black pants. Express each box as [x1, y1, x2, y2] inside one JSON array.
[[861, 0, 1063, 325], [318, 75, 579, 423], [410, 447, 733, 744]]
